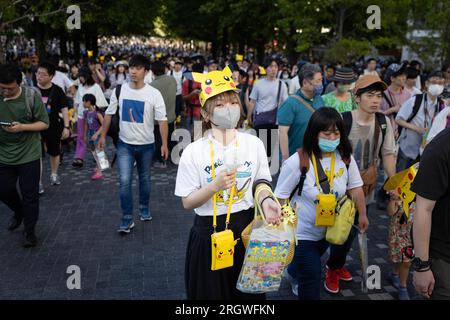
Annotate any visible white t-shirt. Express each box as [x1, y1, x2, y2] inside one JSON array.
[[427, 106, 450, 143], [168, 70, 183, 95], [289, 75, 300, 95], [75, 83, 108, 119], [105, 83, 167, 145], [175, 132, 272, 216], [274, 151, 363, 241], [52, 71, 73, 93]]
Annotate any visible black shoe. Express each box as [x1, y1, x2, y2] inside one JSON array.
[[23, 232, 37, 248], [7, 216, 22, 231]]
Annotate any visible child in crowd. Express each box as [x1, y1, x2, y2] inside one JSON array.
[[82, 93, 104, 180], [387, 191, 415, 300]]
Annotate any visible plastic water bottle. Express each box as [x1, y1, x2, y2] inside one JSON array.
[[95, 149, 110, 171]]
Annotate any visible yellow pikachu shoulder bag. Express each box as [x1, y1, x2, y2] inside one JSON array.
[[209, 140, 238, 271], [324, 156, 357, 245]]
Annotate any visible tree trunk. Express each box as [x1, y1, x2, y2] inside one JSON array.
[[221, 27, 229, 59], [256, 40, 265, 65], [73, 31, 81, 62], [337, 7, 346, 41], [59, 32, 68, 60], [34, 20, 47, 61]]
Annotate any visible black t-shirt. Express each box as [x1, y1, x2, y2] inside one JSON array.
[[411, 127, 450, 263], [38, 84, 67, 130]]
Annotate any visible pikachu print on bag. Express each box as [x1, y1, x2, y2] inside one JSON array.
[[211, 230, 238, 271], [315, 194, 337, 227]]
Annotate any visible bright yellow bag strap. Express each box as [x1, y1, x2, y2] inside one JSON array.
[[311, 152, 335, 193], [210, 140, 235, 232]]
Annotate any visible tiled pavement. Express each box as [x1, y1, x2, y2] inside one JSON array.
[[0, 141, 421, 300]]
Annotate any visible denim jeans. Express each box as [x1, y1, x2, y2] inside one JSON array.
[[396, 147, 418, 172], [117, 140, 155, 223], [287, 239, 329, 300]]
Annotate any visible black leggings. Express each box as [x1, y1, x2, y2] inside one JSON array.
[[0, 159, 40, 234]]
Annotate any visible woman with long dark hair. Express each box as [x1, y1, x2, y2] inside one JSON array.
[[274, 107, 368, 300]]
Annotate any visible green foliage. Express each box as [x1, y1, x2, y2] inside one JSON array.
[[324, 38, 370, 64]]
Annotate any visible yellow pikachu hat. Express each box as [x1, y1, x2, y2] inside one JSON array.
[[192, 66, 239, 107]]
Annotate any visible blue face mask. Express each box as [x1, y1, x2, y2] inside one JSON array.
[[318, 138, 340, 152], [313, 84, 323, 96]]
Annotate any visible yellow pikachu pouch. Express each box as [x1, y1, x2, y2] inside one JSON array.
[[315, 194, 337, 227], [211, 230, 238, 271]]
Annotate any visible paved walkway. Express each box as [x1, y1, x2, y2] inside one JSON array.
[[0, 141, 420, 300]]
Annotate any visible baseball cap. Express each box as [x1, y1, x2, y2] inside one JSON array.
[[386, 63, 407, 78], [354, 74, 387, 93]]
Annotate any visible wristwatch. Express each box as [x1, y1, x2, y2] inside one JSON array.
[[411, 257, 431, 272], [64, 125, 70, 129]]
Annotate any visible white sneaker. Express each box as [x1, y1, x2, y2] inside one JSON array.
[[38, 183, 44, 195], [282, 268, 298, 296], [50, 174, 61, 185]]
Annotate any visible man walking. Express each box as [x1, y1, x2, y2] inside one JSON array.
[[99, 55, 169, 234], [0, 64, 49, 247]]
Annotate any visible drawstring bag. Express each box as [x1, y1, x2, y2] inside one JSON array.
[[237, 186, 295, 294]]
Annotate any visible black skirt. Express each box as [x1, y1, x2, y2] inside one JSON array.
[[185, 208, 266, 300]]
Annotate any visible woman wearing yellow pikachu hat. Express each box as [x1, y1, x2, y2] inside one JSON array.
[[175, 66, 282, 299]]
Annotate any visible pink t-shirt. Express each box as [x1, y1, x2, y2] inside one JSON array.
[[381, 87, 411, 136]]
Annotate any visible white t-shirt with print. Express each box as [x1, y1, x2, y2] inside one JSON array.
[[274, 151, 363, 241], [175, 132, 272, 216], [105, 83, 167, 145], [75, 83, 108, 119]]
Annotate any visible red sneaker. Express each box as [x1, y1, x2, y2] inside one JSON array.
[[324, 268, 340, 294], [335, 267, 353, 282]]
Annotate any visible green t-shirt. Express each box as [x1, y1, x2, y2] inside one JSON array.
[[0, 88, 49, 165], [322, 91, 356, 113]]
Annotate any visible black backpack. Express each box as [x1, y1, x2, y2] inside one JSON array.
[[342, 111, 387, 159], [107, 84, 122, 147]]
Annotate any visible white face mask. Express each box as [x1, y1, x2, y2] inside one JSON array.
[[428, 84, 444, 97], [210, 106, 241, 129]]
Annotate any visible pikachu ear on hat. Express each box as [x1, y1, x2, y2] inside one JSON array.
[[223, 65, 232, 78], [192, 72, 206, 84]]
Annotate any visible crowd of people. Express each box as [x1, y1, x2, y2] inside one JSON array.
[[1, 45, 450, 301]]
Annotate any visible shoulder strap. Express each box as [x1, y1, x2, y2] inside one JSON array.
[[407, 93, 423, 123], [275, 80, 282, 108], [382, 92, 394, 109], [375, 112, 387, 158], [289, 149, 310, 200], [315, 154, 331, 194], [188, 79, 193, 94], [342, 111, 353, 137], [290, 94, 315, 113], [115, 84, 122, 101], [115, 84, 122, 117], [24, 86, 38, 121]]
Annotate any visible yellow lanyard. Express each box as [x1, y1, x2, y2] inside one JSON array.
[[210, 139, 236, 232], [311, 152, 335, 193]]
